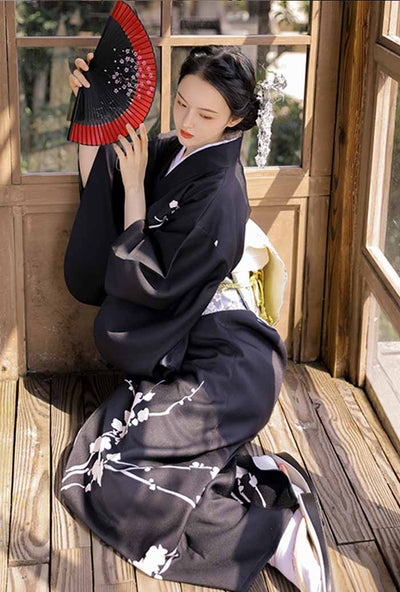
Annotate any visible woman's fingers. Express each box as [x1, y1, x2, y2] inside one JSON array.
[[125, 123, 141, 152], [73, 57, 91, 87], [118, 134, 133, 157], [112, 143, 124, 161], [138, 123, 148, 166], [139, 122, 148, 143], [126, 123, 147, 152], [73, 68, 90, 88], [75, 57, 89, 71], [117, 123, 147, 160]]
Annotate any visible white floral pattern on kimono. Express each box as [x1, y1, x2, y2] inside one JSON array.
[[128, 543, 180, 580], [61, 378, 220, 509]]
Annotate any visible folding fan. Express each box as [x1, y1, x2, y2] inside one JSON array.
[[67, 0, 157, 146]]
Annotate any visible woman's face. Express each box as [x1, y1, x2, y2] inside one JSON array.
[[173, 74, 243, 155]]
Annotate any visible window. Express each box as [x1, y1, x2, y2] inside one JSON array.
[[13, 0, 310, 173]]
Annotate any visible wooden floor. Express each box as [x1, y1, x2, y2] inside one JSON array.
[[1, 360, 400, 592]]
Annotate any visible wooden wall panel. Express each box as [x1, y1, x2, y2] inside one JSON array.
[[0, 207, 19, 378], [23, 208, 105, 373]]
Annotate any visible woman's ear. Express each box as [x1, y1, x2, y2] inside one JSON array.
[[227, 116, 243, 128]]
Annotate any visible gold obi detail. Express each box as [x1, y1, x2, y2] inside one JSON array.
[[217, 270, 275, 327]]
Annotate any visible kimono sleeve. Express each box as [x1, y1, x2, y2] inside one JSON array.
[[64, 136, 161, 306], [104, 217, 231, 310], [64, 144, 123, 306]]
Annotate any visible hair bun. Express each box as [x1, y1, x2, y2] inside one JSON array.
[[178, 45, 260, 133]]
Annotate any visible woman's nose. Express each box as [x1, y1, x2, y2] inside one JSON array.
[[182, 109, 195, 128]]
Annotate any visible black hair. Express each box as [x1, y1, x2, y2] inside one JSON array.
[[177, 45, 260, 138]]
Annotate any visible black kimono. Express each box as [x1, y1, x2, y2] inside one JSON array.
[[61, 129, 298, 592]]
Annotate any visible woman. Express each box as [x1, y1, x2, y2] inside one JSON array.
[[62, 45, 327, 592]]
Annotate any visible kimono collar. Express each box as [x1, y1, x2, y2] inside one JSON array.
[[156, 130, 244, 191]]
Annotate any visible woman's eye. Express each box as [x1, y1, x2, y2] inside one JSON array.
[[177, 99, 212, 120]]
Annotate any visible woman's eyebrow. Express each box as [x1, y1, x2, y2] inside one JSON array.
[[177, 91, 218, 114]]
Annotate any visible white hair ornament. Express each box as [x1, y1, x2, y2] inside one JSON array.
[[254, 71, 287, 168]]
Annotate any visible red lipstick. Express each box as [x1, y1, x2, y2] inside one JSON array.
[[180, 129, 193, 139]]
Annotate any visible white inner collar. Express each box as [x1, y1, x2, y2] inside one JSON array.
[[165, 134, 240, 176]]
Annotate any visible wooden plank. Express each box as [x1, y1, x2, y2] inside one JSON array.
[[52, 547, 92, 592], [181, 584, 228, 592], [339, 540, 398, 592], [319, 499, 360, 592], [83, 372, 137, 592], [302, 363, 400, 529], [51, 374, 92, 591], [248, 572, 274, 592], [0, 380, 17, 591], [374, 526, 400, 589], [278, 361, 372, 543], [350, 382, 400, 482], [334, 378, 400, 493], [9, 375, 51, 565], [7, 564, 49, 591], [265, 567, 299, 592], [135, 569, 181, 592]]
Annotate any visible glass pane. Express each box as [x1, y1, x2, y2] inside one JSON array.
[[366, 294, 400, 445], [172, 0, 310, 36], [18, 46, 161, 173], [382, 77, 400, 276], [388, 1, 400, 38], [16, 1, 161, 37], [170, 45, 306, 167]]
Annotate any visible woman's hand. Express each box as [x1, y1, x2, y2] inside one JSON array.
[[69, 52, 93, 97], [112, 123, 148, 192]]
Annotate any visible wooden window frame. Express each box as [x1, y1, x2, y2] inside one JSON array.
[[6, 0, 314, 187], [347, 1, 400, 449]]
